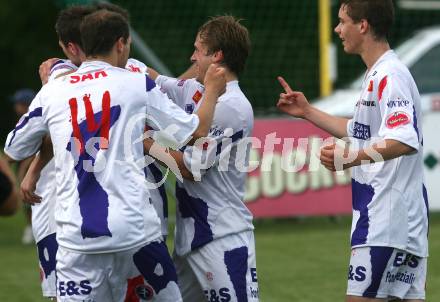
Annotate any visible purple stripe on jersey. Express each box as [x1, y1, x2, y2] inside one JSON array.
[[412, 105, 420, 142], [8, 107, 42, 147], [224, 246, 249, 302], [36, 233, 58, 280], [363, 247, 394, 298], [147, 163, 168, 218], [215, 130, 244, 156], [176, 184, 213, 250], [66, 105, 121, 239], [146, 75, 156, 92], [351, 179, 375, 246], [423, 184, 429, 235], [133, 241, 178, 294], [50, 59, 66, 70]]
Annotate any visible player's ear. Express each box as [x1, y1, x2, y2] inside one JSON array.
[[212, 50, 224, 64], [359, 19, 369, 35], [67, 42, 78, 56], [116, 37, 125, 53]]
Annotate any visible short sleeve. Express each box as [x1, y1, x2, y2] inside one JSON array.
[[144, 76, 199, 149], [4, 91, 48, 160], [377, 74, 420, 150]]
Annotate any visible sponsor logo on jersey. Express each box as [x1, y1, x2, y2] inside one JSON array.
[[135, 284, 154, 300], [206, 271, 214, 281], [356, 99, 376, 107], [386, 99, 410, 108], [192, 90, 203, 104], [70, 71, 108, 84], [353, 122, 371, 140], [386, 111, 410, 129], [177, 79, 186, 86], [127, 64, 141, 73], [367, 80, 373, 92]]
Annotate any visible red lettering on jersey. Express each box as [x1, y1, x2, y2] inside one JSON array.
[[192, 90, 203, 104], [386, 111, 410, 129], [69, 91, 111, 153], [378, 76, 387, 101], [95, 70, 108, 79], [81, 73, 94, 82], [69, 98, 84, 153], [128, 64, 141, 73], [70, 75, 81, 84], [368, 80, 373, 92]]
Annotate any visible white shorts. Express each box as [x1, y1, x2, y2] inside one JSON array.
[[36, 233, 58, 298], [347, 246, 427, 300], [174, 231, 259, 302], [56, 241, 182, 302]]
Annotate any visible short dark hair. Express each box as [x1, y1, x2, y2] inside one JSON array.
[[55, 5, 95, 48], [198, 15, 251, 76], [91, 2, 130, 21], [80, 10, 130, 57], [340, 0, 394, 40]]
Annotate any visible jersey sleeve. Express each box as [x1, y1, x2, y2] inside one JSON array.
[[182, 99, 247, 181], [155, 75, 193, 109], [126, 58, 148, 74], [377, 74, 420, 151], [144, 76, 199, 148], [48, 59, 77, 82], [4, 91, 48, 160]]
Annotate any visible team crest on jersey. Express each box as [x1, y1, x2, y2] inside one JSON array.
[[386, 111, 410, 129], [135, 284, 155, 300], [127, 64, 142, 73], [192, 90, 203, 104], [206, 272, 214, 281]]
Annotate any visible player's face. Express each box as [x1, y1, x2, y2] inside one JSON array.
[[190, 34, 214, 84], [334, 5, 363, 54]]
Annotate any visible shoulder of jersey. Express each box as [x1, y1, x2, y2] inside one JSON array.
[[48, 59, 78, 82], [125, 58, 148, 74]]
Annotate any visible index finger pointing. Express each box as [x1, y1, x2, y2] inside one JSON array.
[[277, 76, 294, 94]]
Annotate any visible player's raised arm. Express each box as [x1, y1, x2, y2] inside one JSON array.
[[277, 76, 349, 139], [191, 63, 225, 140]]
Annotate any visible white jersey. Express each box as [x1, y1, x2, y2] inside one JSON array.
[[347, 50, 429, 257], [156, 76, 254, 256], [32, 58, 168, 240], [5, 60, 199, 253], [32, 159, 57, 243]]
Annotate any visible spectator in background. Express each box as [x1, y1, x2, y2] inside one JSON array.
[[0, 155, 20, 216], [10, 88, 36, 244]]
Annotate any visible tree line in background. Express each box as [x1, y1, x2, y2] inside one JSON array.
[[2, 0, 440, 139]]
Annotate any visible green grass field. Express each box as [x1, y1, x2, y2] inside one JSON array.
[[1, 211, 439, 301]]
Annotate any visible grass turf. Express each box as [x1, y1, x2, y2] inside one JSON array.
[[0, 210, 439, 301]]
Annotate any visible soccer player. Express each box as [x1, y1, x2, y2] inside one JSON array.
[[4, 10, 225, 302], [20, 5, 170, 299], [277, 1, 428, 301], [146, 16, 259, 302], [0, 155, 20, 216]]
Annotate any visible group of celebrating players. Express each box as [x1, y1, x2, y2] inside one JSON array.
[[2, 0, 429, 301]]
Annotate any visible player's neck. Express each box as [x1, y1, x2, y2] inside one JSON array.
[[225, 70, 238, 83], [85, 53, 118, 68], [360, 40, 391, 71]]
